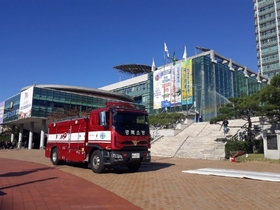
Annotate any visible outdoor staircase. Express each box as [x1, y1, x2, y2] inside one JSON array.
[[150, 117, 261, 160]]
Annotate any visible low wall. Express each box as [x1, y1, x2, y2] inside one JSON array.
[[150, 119, 191, 137]]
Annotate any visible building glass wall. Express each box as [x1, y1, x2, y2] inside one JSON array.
[[111, 53, 268, 121], [192, 56, 234, 121], [254, 0, 280, 79], [234, 71, 248, 97], [144, 54, 267, 121], [112, 82, 150, 112], [32, 87, 108, 118]]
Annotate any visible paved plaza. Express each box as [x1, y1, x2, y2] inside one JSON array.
[[1, 149, 280, 210]]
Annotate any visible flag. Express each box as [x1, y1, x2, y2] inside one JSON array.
[[164, 42, 169, 57], [151, 58, 156, 72], [182, 45, 187, 61]]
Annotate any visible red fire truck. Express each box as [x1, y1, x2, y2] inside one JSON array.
[[45, 101, 151, 173]]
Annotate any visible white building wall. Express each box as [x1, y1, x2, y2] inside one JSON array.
[[99, 74, 147, 91]]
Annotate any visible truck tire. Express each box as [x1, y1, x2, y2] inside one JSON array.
[[90, 150, 105, 173], [51, 148, 61, 165], [127, 162, 141, 172]]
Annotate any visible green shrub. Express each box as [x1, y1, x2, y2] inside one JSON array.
[[225, 140, 250, 159], [255, 139, 264, 153], [149, 112, 185, 129]]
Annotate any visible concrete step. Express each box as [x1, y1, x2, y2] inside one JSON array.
[[150, 117, 262, 160]]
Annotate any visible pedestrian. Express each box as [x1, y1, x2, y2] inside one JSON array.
[[221, 119, 229, 135], [195, 112, 199, 122], [4, 141, 8, 149]]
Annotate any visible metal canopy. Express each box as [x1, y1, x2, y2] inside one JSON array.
[[113, 64, 154, 76]]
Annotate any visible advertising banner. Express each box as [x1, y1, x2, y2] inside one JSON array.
[[153, 70, 163, 109], [181, 59, 193, 105], [153, 65, 172, 109], [161, 65, 172, 108], [0, 101, 4, 124], [171, 63, 181, 106], [18, 87, 34, 119]]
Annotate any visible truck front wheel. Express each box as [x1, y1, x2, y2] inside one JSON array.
[[51, 148, 61, 165], [90, 150, 105, 173], [127, 162, 141, 172]]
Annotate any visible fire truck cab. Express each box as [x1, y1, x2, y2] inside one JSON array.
[[45, 102, 151, 173]]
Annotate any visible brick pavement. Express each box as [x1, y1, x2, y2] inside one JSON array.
[[1, 149, 280, 210], [0, 156, 140, 210]]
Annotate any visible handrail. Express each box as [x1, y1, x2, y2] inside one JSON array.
[[229, 121, 262, 141], [172, 136, 189, 157]]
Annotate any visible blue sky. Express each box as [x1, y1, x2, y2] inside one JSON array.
[[0, 0, 256, 101]]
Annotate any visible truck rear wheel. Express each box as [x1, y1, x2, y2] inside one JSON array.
[[51, 148, 61, 165], [127, 162, 141, 172], [90, 150, 105, 173]]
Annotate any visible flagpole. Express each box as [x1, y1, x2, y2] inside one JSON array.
[[163, 43, 165, 112], [163, 42, 167, 112]]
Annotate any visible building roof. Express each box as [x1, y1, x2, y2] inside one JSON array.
[[113, 64, 154, 76], [21, 84, 133, 102]]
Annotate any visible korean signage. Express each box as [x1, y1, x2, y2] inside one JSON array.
[[153, 59, 193, 109], [18, 87, 34, 119]]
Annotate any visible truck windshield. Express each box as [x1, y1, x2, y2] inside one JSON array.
[[113, 112, 149, 135]]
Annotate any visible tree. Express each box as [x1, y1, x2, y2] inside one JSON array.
[[256, 74, 280, 123], [211, 73, 280, 153]]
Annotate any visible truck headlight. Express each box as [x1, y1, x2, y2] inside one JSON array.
[[112, 153, 123, 159]]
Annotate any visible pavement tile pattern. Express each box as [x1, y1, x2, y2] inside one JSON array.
[[1, 149, 280, 210], [0, 156, 140, 210]]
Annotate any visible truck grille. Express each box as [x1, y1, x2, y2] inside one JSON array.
[[121, 141, 147, 145], [121, 146, 148, 151]]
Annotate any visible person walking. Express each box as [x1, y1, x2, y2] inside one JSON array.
[[221, 119, 229, 135]]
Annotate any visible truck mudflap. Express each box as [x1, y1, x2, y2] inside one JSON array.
[[105, 150, 151, 166]]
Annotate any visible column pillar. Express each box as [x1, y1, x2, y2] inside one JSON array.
[[18, 124, 24, 149], [10, 125, 15, 142], [28, 122, 34, 149], [40, 119, 46, 149]]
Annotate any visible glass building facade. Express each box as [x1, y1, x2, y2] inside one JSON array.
[[0, 50, 269, 148], [190, 55, 266, 121], [254, 0, 280, 79], [3, 86, 132, 123], [32, 87, 108, 118], [0, 85, 133, 149], [106, 50, 268, 121]]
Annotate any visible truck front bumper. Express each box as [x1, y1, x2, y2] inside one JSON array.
[[108, 150, 151, 165]]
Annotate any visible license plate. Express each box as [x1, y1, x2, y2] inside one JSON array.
[[132, 153, 140, 159]]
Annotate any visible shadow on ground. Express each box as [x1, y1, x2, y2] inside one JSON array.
[[55, 160, 174, 174], [0, 167, 55, 177], [0, 177, 57, 193]]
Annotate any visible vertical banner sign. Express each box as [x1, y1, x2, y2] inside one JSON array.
[[171, 63, 181, 106], [181, 59, 193, 105], [153, 70, 163, 109], [161, 66, 171, 108], [18, 87, 34, 119], [181, 61, 187, 105], [0, 101, 4, 124]]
